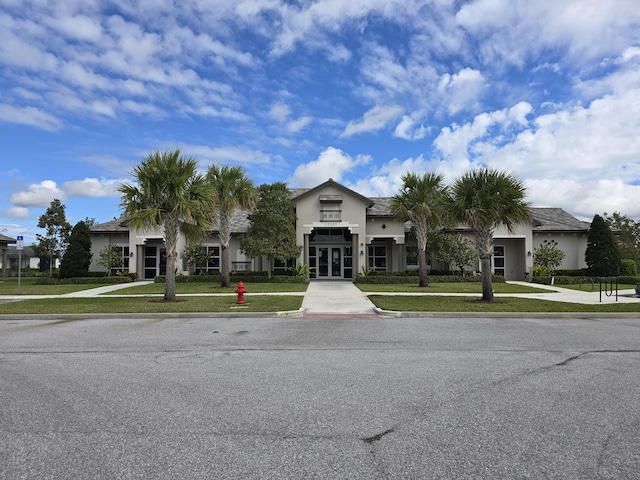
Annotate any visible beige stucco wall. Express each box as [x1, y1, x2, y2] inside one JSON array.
[[532, 232, 588, 270], [296, 184, 370, 275], [89, 232, 129, 273]]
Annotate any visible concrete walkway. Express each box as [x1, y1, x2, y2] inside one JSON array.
[[301, 281, 377, 315]]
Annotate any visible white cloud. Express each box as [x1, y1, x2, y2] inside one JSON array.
[[349, 155, 436, 197], [0, 103, 62, 131], [456, 0, 640, 67], [394, 114, 429, 140], [484, 89, 640, 180], [437, 68, 486, 115], [183, 145, 273, 165], [9, 180, 65, 208], [2, 206, 30, 219], [526, 178, 640, 219], [341, 104, 403, 137], [288, 146, 371, 187], [268, 102, 291, 122], [287, 116, 312, 133], [45, 14, 103, 43], [433, 101, 533, 167], [62, 178, 123, 197]]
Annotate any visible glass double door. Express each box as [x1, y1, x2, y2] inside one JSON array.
[[311, 245, 353, 279], [144, 246, 167, 279]]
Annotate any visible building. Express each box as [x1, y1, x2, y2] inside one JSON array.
[[89, 179, 591, 280]]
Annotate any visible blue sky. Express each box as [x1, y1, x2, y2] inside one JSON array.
[[2, 0, 640, 245]]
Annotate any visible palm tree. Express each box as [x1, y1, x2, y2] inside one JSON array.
[[450, 167, 531, 302], [207, 164, 256, 288], [391, 172, 450, 287], [119, 149, 216, 301]]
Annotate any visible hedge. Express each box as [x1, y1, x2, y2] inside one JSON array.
[[35, 276, 132, 285], [531, 275, 640, 286], [154, 273, 306, 284], [354, 274, 505, 284]]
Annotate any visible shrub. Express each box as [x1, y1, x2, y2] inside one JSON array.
[[354, 274, 505, 284], [620, 259, 638, 276]]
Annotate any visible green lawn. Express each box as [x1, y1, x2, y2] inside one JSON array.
[[370, 295, 640, 313], [357, 282, 552, 294], [0, 278, 115, 295], [1, 279, 638, 315], [0, 295, 303, 314]]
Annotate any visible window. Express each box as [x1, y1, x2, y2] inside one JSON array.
[[405, 232, 418, 266], [110, 246, 129, 275], [368, 244, 387, 271], [493, 245, 505, 276], [206, 246, 220, 272], [311, 228, 351, 242], [320, 209, 341, 222], [273, 258, 294, 275]]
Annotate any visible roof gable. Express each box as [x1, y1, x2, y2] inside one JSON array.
[[291, 178, 374, 206]]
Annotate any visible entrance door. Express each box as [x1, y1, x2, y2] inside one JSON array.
[[144, 246, 167, 279], [317, 246, 343, 279]]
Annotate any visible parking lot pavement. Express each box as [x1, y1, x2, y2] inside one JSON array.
[[1, 314, 639, 479]]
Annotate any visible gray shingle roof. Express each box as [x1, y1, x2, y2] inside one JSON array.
[[367, 197, 394, 217], [0, 233, 16, 243], [530, 208, 590, 232], [90, 218, 129, 233]]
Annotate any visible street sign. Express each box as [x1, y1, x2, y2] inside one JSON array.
[[16, 235, 24, 250]]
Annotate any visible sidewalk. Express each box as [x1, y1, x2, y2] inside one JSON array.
[[301, 281, 377, 315]]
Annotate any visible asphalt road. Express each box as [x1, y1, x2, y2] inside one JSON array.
[[1, 315, 639, 479]]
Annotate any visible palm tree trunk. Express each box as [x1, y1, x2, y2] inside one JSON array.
[[476, 225, 494, 302], [417, 248, 428, 287], [219, 213, 231, 288], [415, 219, 429, 287], [164, 215, 178, 301], [479, 254, 494, 302]]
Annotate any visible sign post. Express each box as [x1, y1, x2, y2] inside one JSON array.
[[16, 236, 23, 294]]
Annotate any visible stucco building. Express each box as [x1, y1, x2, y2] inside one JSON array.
[[89, 179, 591, 281]]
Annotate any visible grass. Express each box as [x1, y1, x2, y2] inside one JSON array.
[[369, 295, 640, 313], [0, 278, 114, 295], [102, 282, 309, 295], [0, 295, 303, 314], [357, 283, 551, 294], [1, 279, 638, 315]]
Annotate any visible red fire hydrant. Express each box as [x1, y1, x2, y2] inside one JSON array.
[[235, 281, 247, 305]]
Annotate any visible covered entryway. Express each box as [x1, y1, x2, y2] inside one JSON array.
[[308, 228, 354, 280], [143, 245, 167, 279]]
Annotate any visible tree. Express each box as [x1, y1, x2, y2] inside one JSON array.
[[240, 182, 302, 279], [391, 172, 450, 287], [603, 212, 640, 267], [119, 149, 216, 301], [433, 233, 477, 276], [33, 199, 72, 274], [450, 168, 531, 302], [59, 221, 92, 278], [97, 243, 124, 276], [183, 243, 212, 275], [533, 240, 566, 277], [585, 214, 621, 277], [207, 164, 256, 288]]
